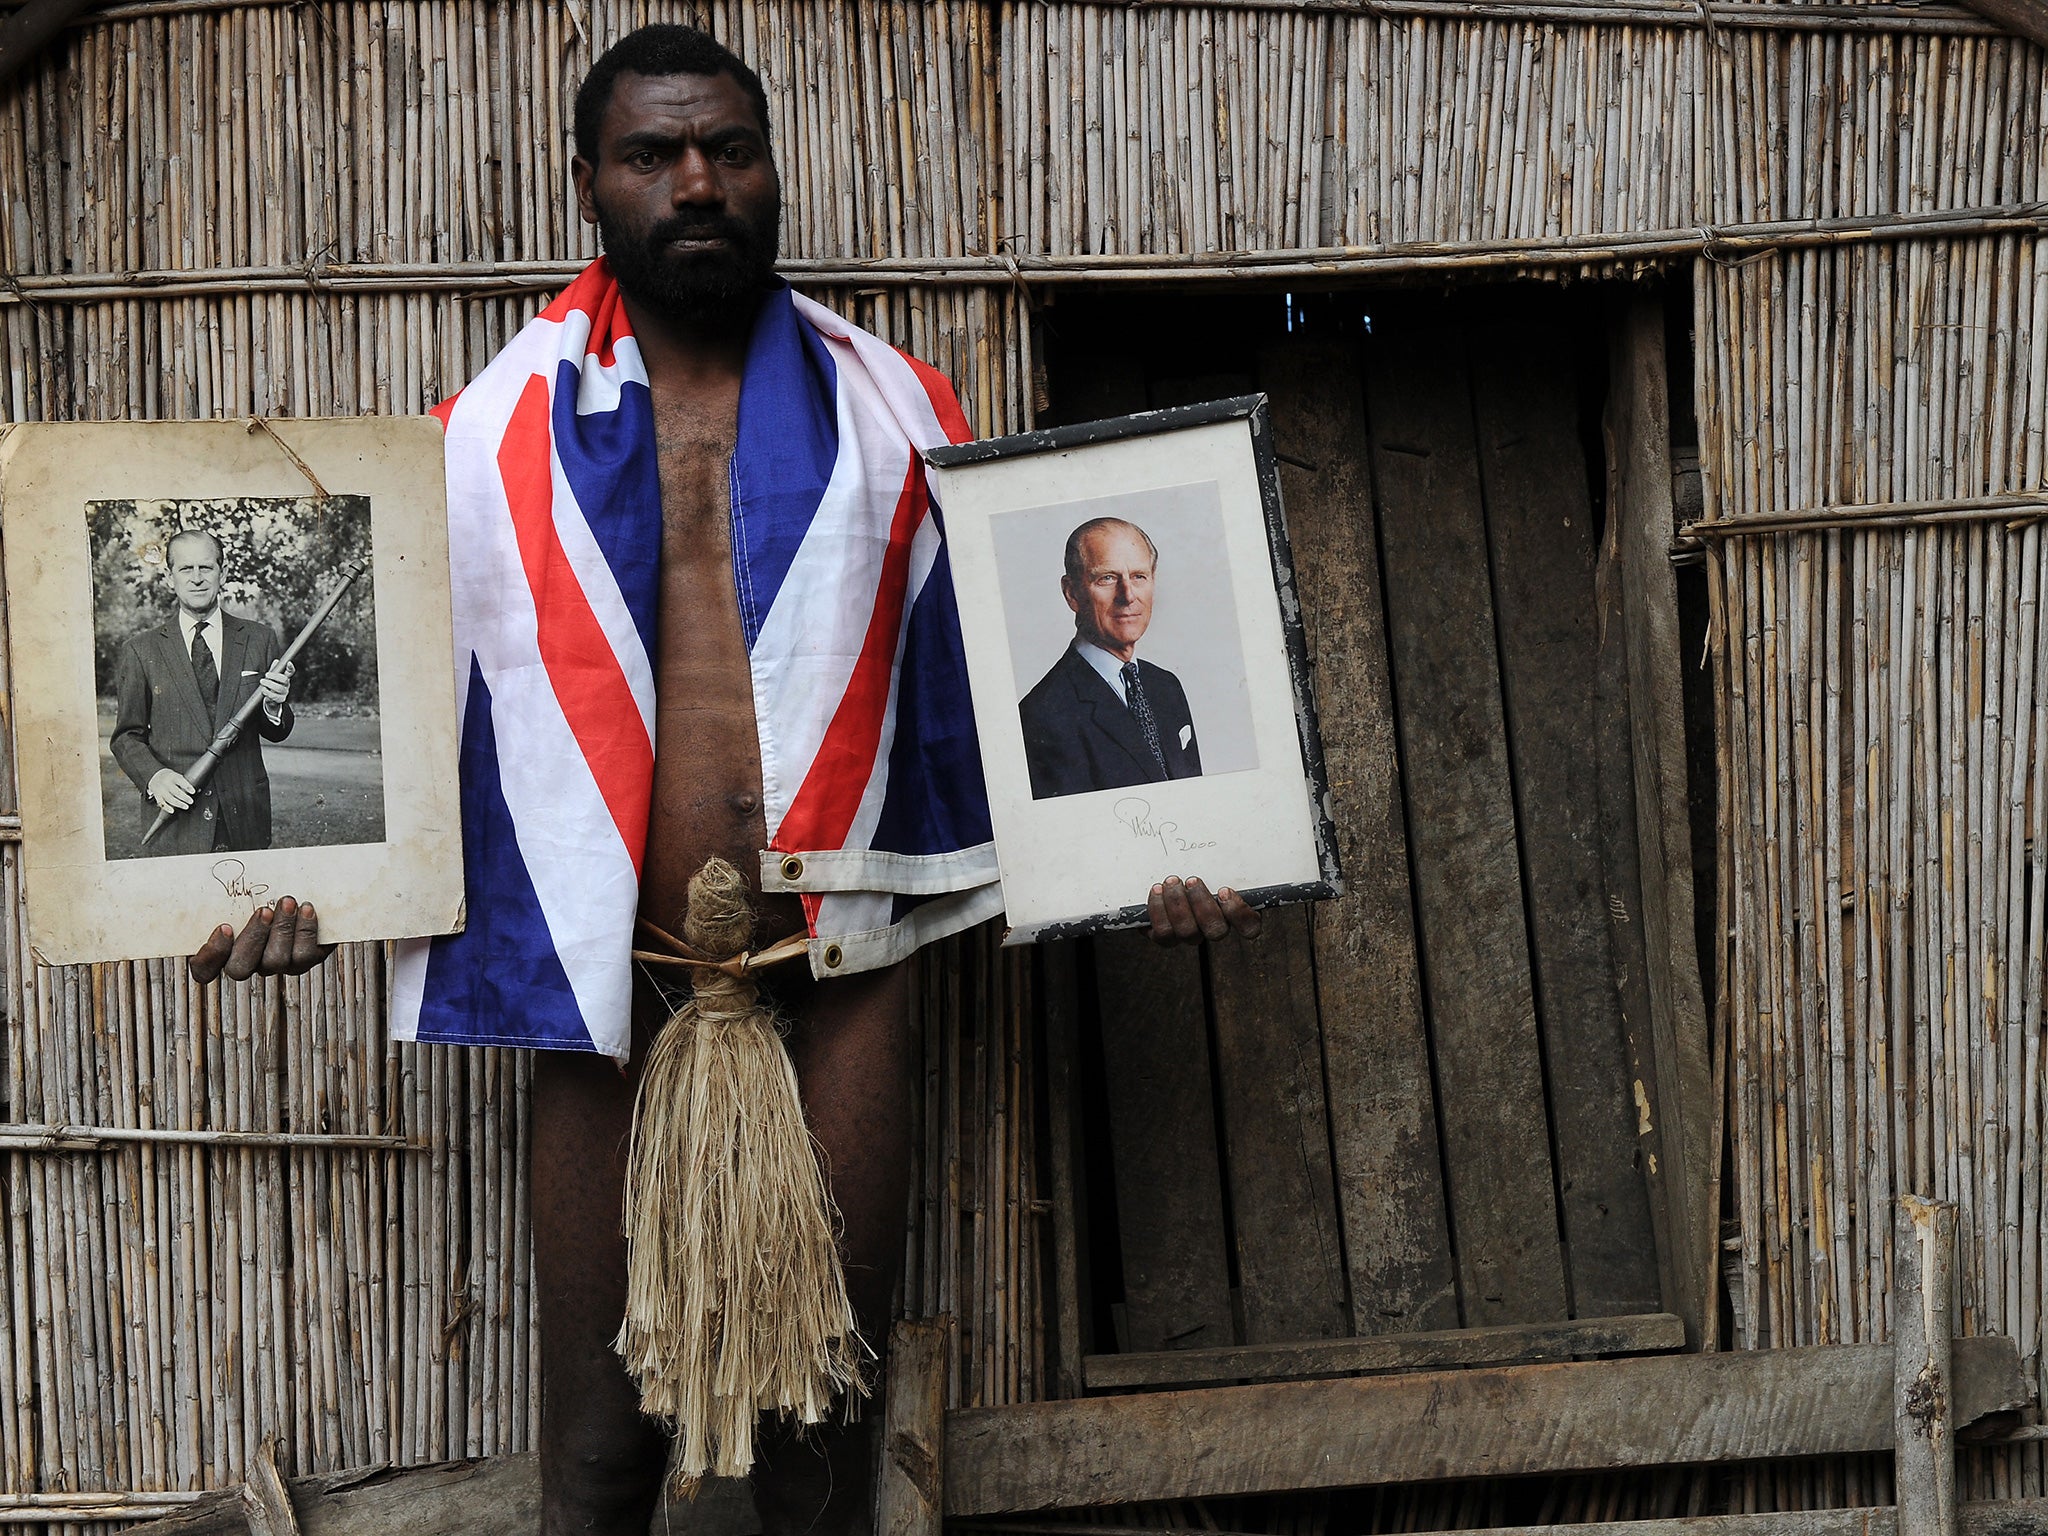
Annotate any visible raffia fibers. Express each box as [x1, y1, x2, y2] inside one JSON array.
[[614, 858, 864, 1489]]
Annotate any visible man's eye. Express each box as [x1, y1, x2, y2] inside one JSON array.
[[717, 144, 753, 164]]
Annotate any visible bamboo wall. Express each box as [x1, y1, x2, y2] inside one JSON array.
[[4, 0, 2048, 1523]]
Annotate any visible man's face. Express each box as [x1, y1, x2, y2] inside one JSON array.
[[167, 537, 222, 617], [572, 69, 782, 328], [1063, 525, 1156, 658]]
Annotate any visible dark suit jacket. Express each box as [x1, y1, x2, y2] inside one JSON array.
[[1019, 645, 1202, 800], [110, 610, 295, 855]]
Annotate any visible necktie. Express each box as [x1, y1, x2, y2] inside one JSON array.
[[190, 619, 219, 713], [1121, 661, 1168, 775]]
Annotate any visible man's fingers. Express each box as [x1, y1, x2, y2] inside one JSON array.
[[260, 897, 302, 973], [1217, 887, 1264, 939], [1183, 877, 1233, 942], [1147, 884, 1176, 943], [221, 908, 275, 981], [1158, 876, 1201, 941], [289, 902, 337, 974], [188, 923, 236, 984]]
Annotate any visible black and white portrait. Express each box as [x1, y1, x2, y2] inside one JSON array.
[[928, 398, 1340, 942], [995, 485, 1259, 801], [2, 417, 463, 966], [91, 496, 384, 861]]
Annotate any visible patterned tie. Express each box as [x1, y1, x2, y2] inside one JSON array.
[[1121, 661, 1168, 775], [189, 618, 219, 714]]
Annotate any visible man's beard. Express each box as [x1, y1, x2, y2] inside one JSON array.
[[596, 201, 781, 330]]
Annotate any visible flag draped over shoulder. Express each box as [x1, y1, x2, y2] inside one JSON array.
[[391, 260, 1001, 1060]]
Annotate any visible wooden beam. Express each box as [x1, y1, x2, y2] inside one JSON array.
[[1605, 294, 1717, 1347], [1083, 1311, 1685, 1389], [953, 1503, 2048, 1536], [1287, 1502, 2048, 1536], [878, 1318, 950, 1536], [945, 1336, 2032, 1515], [1896, 1199, 1960, 1536], [1951, 0, 2048, 46], [236, 1441, 301, 1536], [119, 1458, 544, 1535], [119, 1455, 763, 1536]]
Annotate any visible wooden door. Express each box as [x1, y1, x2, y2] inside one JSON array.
[[1037, 287, 1675, 1387]]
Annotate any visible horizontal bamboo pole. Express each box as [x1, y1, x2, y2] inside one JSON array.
[[1685, 494, 2048, 540], [0, 1124, 420, 1152], [2, 0, 2006, 34], [9, 204, 2048, 303], [0, 1491, 202, 1508]]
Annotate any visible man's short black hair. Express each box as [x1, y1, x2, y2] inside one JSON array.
[[574, 25, 772, 163]]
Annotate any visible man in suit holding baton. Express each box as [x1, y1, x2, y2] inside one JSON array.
[[110, 528, 297, 856]]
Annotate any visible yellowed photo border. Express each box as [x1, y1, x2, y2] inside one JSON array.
[[2, 417, 464, 966]]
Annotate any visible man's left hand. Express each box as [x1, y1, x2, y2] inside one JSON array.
[[1148, 875, 1262, 946], [190, 895, 335, 983], [258, 659, 294, 708]]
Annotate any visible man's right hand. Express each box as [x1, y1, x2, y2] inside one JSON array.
[[190, 896, 336, 983], [148, 768, 197, 811]]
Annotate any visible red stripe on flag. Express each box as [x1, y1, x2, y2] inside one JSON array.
[[498, 373, 653, 872], [775, 453, 927, 855], [897, 350, 973, 444]]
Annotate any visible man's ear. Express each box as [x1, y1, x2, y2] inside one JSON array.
[[571, 156, 599, 227], [1060, 576, 1080, 615]]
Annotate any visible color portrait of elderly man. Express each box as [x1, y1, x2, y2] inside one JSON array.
[[1019, 515, 1205, 799]]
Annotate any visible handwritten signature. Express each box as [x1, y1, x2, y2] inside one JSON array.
[[1112, 797, 1218, 860], [210, 859, 272, 914]]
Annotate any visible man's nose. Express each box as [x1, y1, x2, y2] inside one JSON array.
[[671, 146, 724, 206]]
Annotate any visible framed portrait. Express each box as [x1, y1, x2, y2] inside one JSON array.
[[1, 417, 465, 966], [927, 395, 1342, 942]]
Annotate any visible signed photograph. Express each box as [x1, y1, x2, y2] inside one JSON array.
[[1, 417, 465, 966], [928, 396, 1341, 942]]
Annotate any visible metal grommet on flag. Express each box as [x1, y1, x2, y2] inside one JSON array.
[[780, 854, 804, 882], [822, 943, 843, 970]]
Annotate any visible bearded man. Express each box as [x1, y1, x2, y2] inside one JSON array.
[[193, 26, 1259, 1535]]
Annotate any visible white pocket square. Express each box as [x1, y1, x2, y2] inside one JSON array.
[[1178, 724, 1193, 749]]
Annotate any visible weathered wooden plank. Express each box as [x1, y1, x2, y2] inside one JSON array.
[[1256, 334, 1458, 1336], [1896, 1198, 1959, 1536], [1040, 941, 1088, 1399], [1089, 931, 1235, 1354], [120, 1455, 763, 1536], [1082, 1310, 1683, 1389], [878, 1317, 950, 1536], [1592, 485, 1678, 1318], [951, 1504, 2048, 1536], [1363, 315, 1568, 1327], [1204, 906, 1348, 1343], [1469, 310, 1663, 1320], [120, 1457, 546, 1536], [1605, 296, 1717, 1347], [944, 1336, 2032, 1514], [1399, 1500, 2048, 1536], [237, 1441, 301, 1536]]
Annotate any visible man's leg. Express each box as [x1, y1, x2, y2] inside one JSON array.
[[751, 960, 915, 1536], [532, 1042, 670, 1536]]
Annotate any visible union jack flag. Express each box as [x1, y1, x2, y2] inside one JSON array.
[[391, 261, 1000, 1059]]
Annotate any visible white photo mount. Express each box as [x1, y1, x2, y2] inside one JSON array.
[[1, 417, 465, 966], [927, 395, 1342, 943]]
